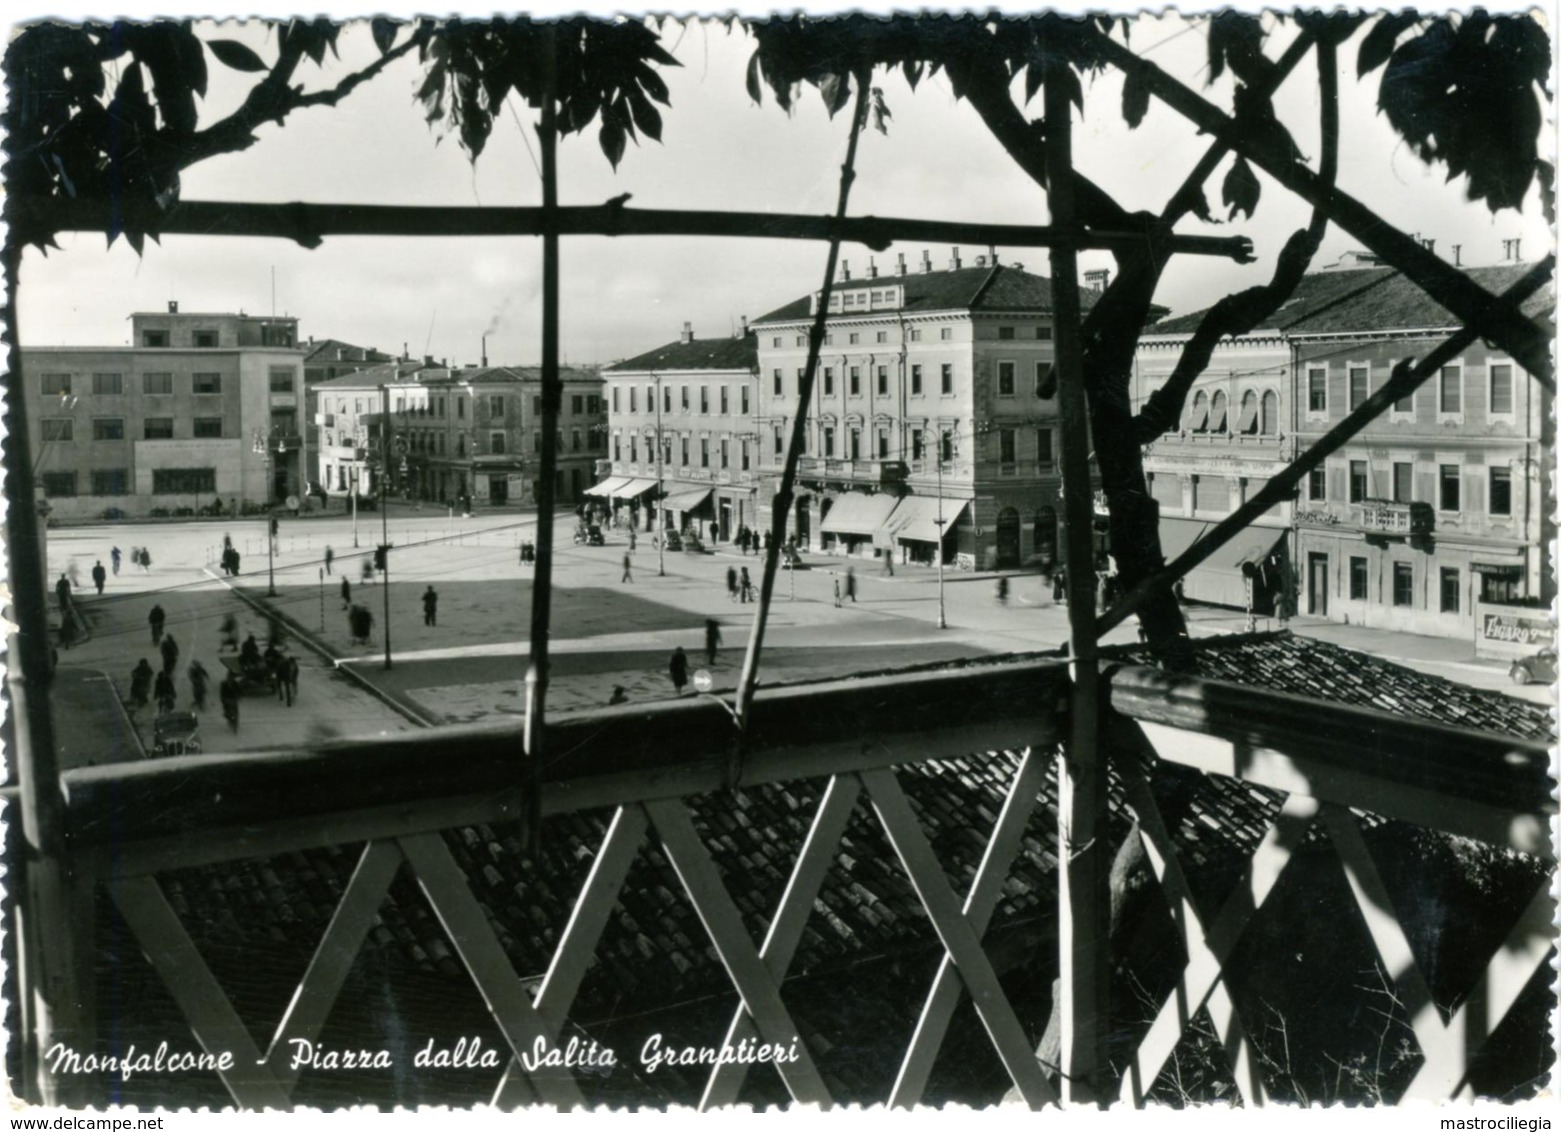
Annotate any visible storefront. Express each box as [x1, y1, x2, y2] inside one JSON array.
[[663, 486, 714, 539], [611, 478, 661, 530], [1158, 516, 1289, 613], [883, 495, 968, 566], [820, 492, 901, 558]]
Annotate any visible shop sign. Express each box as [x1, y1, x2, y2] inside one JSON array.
[[1481, 611, 1551, 646]]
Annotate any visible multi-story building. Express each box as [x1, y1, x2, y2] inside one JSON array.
[[314, 362, 606, 506], [596, 324, 760, 540], [751, 248, 1093, 570], [301, 337, 398, 486], [24, 303, 307, 519], [1134, 252, 1554, 639]]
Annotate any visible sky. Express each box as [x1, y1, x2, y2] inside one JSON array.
[[9, 5, 1552, 369]]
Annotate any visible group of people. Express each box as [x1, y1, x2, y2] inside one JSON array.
[[733, 525, 769, 555], [724, 566, 756, 603], [219, 534, 242, 576]]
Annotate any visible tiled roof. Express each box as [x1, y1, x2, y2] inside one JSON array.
[[302, 338, 395, 365], [604, 332, 758, 374], [753, 264, 1100, 325], [1150, 263, 1555, 337], [310, 363, 601, 390], [309, 360, 435, 390], [97, 632, 1547, 1105]]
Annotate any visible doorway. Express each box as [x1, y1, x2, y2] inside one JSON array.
[[1307, 552, 1329, 616], [995, 507, 1021, 569]]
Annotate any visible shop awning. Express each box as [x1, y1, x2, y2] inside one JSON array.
[[885, 495, 969, 544], [1158, 517, 1287, 608], [1235, 398, 1258, 434], [821, 492, 900, 536], [1188, 400, 1209, 431], [662, 487, 712, 512], [584, 476, 629, 497], [613, 478, 660, 500], [1209, 397, 1228, 433]]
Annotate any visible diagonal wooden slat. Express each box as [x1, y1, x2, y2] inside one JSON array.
[[858, 767, 1057, 1109], [491, 804, 648, 1108], [263, 839, 405, 1091], [397, 831, 584, 1107], [1117, 753, 1267, 1108], [1323, 805, 1556, 1101], [643, 796, 833, 1106], [1118, 788, 1319, 1105], [700, 774, 861, 1109], [108, 876, 293, 1108], [888, 746, 1048, 1109]]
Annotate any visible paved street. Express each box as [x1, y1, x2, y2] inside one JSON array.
[[44, 503, 1552, 757]]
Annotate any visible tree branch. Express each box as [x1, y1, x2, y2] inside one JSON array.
[[1134, 37, 1340, 444], [1086, 25, 1554, 384]]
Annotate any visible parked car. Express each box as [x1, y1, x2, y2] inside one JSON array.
[[1509, 647, 1557, 686]]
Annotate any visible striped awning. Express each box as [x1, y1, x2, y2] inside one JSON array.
[[884, 495, 968, 544], [821, 492, 899, 536], [662, 487, 712, 512], [613, 478, 660, 500]]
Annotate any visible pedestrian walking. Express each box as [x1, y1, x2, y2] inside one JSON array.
[[277, 655, 299, 707], [91, 560, 107, 595], [764, 530, 773, 554], [704, 618, 723, 665], [726, 566, 739, 602], [154, 668, 177, 714], [622, 553, 633, 584], [361, 558, 375, 584], [996, 576, 1010, 605], [139, 547, 152, 571], [669, 646, 689, 695], [110, 546, 122, 575], [55, 573, 72, 614], [1054, 568, 1068, 605], [740, 567, 754, 603], [833, 578, 842, 608], [629, 528, 637, 554], [219, 613, 239, 653], [349, 604, 373, 645], [219, 673, 241, 733], [188, 659, 210, 712], [845, 567, 857, 603], [422, 585, 439, 627], [149, 604, 166, 644], [341, 575, 352, 610], [883, 550, 895, 576], [68, 560, 82, 590], [160, 632, 179, 674], [240, 633, 261, 671], [324, 545, 335, 575], [129, 659, 153, 710]]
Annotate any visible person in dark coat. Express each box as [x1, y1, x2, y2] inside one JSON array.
[[669, 646, 689, 695], [91, 560, 107, 595], [277, 655, 299, 707], [160, 633, 179, 674], [422, 585, 439, 627], [739, 567, 754, 603], [349, 604, 373, 646], [55, 573, 72, 614], [149, 604, 166, 644], [845, 567, 857, 603], [341, 575, 352, 610], [129, 659, 154, 709], [153, 668, 177, 714], [621, 553, 633, 584], [726, 566, 739, 602], [139, 546, 152, 571], [240, 633, 261, 671], [219, 673, 241, 732], [219, 613, 239, 653], [704, 618, 723, 665], [110, 546, 122, 575], [763, 530, 773, 553], [324, 545, 334, 575], [188, 659, 210, 711]]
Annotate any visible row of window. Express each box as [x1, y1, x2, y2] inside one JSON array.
[[616, 435, 752, 472], [329, 392, 603, 421], [763, 360, 1057, 401], [611, 383, 750, 416], [768, 324, 1054, 348], [1341, 557, 1465, 614], [1304, 462, 1514, 515], [1306, 363, 1515, 418], [42, 416, 228, 441], [41, 467, 216, 497], [750, 424, 1054, 465], [39, 371, 265, 397], [1187, 389, 1280, 436]]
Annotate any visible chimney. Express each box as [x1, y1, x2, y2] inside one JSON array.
[[403, 341, 409, 360], [481, 335, 488, 368], [167, 300, 179, 313], [680, 321, 694, 345], [896, 253, 907, 276], [839, 259, 851, 282], [921, 250, 933, 273], [949, 247, 962, 270], [988, 244, 999, 265], [1451, 244, 1462, 267], [1503, 237, 1522, 262], [424, 354, 435, 366], [1084, 268, 1111, 292], [739, 315, 749, 338], [867, 256, 878, 279]]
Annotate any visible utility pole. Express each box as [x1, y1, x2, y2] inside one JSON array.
[[935, 430, 948, 629], [380, 385, 392, 670], [654, 371, 666, 576], [351, 465, 360, 548]]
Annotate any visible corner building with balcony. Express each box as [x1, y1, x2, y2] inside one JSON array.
[[1135, 253, 1554, 640], [750, 249, 1090, 570], [22, 303, 306, 520], [596, 324, 760, 540]]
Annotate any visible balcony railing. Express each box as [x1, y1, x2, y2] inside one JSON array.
[[1355, 498, 1434, 536], [15, 653, 1550, 1109]]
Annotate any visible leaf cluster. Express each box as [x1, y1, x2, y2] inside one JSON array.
[[410, 18, 680, 169]]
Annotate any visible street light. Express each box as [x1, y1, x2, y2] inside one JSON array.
[[252, 428, 280, 597]]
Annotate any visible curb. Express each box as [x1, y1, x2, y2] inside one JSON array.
[[204, 567, 437, 729]]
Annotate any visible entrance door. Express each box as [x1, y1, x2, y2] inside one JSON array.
[[490, 476, 508, 505], [719, 500, 732, 542], [995, 508, 1021, 570], [794, 497, 811, 548], [1307, 552, 1329, 616]]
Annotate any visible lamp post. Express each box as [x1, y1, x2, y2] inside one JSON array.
[[652, 371, 666, 576], [378, 385, 393, 671], [252, 428, 278, 597], [934, 426, 949, 630]]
